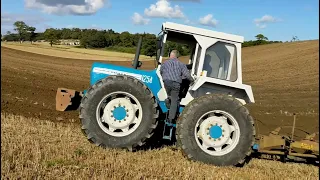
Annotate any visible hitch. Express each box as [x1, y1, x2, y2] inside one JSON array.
[[56, 88, 83, 111]]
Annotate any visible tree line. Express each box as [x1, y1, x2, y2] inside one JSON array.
[[242, 34, 283, 47], [2, 21, 285, 57]]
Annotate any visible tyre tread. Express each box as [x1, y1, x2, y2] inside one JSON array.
[[79, 75, 159, 151], [176, 93, 255, 166]]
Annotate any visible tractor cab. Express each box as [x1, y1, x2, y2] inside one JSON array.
[[153, 22, 254, 107]]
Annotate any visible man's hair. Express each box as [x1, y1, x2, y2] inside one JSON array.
[[170, 50, 180, 58]]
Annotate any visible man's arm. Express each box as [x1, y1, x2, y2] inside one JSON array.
[[160, 62, 165, 75], [186, 63, 193, 70], [180, 62, 194, 83]]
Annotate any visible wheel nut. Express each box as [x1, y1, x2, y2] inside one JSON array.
[[216, 123, 218, 125], [220, 125, 222, 127], [124, 119, 126, 121], [222, 130, 225, 132], [222, 135, 224, 137], [111, 115, 113, 117], [126, 115, 129, 117]]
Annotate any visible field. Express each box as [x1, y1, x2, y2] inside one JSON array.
[[1, 40, 319, 179], [1, 42, 154, 61], [2, 114, 318, 179]]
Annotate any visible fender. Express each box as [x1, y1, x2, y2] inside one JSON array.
[[90, 62, 169, 112]]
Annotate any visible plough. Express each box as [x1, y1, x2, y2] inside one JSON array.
[[252, 114, 319, 164]]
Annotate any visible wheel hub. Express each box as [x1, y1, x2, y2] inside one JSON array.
[[113, 106, 127, 120], [209, 125, 223, 139], [102, 97, 137, 129], [197, 116, 231, 148]]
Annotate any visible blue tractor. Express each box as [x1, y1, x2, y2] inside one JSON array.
[[56, 22, 256, 167]]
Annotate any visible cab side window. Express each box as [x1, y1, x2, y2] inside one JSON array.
[[203, 42, 237, 81]]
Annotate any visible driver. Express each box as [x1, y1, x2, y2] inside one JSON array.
[[160, 50, 194, 124]]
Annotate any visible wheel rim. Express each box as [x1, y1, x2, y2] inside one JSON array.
[[96, 91, 143, 137], [194, 110, 240, 156]]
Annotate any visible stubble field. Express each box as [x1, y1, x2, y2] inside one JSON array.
[[1, 40, 319, 179]]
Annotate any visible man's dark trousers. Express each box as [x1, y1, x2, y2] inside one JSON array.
[[163, 80, 180, 122]]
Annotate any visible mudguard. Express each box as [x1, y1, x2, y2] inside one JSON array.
[[55, 62, 169, 112], [89, 62, 168, 112]]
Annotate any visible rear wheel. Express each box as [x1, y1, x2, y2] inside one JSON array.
[[176, 94, 255, 166], [79, 75, 159, 151]]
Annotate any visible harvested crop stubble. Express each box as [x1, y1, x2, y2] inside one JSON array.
[[1, 114, 318, 179]]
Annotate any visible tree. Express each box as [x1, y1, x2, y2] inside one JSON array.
[[71, 28, 81, 39], [27, 26, 36, 44], [35, 33, 44, 41], [80, 36, 89, 48], [255, 34, 268, 41], [291, 36, 299, 42], [142, 38, 156, 57], [13, 21, 28, 43], [61, 28, 72, 39], [44, 28, 58, 47], [80, 29, 99, 48], [3, 33, 19, 41], [87, 31, 107, 48], [119, 31, 134, 47]]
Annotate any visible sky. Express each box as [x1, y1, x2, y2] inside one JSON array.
[[1, 0, 319, 41]]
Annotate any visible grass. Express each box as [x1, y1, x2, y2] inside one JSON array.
[[1, 114, 318, 179], [1, 42, 154, 61]]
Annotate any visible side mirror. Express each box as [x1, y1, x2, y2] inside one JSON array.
[[132, 60, 142, 68], [138, 61, 142, 67]]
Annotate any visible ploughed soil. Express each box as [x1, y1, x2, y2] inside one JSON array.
[[1, 40, 319, 138]]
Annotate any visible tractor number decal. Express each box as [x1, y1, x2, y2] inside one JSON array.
[[141, 75, 153, 83], [93, 67, 153, 83]]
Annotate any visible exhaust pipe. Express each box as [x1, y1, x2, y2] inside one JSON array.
[[132, 36, 142, 69]]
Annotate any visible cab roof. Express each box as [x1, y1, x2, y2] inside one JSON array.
[[162, 22, 244, 43]]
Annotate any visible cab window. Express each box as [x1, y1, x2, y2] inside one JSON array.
[[202, 42, 237, 81]]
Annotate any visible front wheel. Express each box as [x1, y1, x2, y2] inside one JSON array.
[[176, 94, 255, 166]]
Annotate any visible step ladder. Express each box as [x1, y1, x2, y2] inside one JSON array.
[[163, 120, 176, 140], [162, 97, 177, 141]]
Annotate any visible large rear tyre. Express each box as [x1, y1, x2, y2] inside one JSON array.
[[79, 75, 159, 151], [176, 94, 255, 166]]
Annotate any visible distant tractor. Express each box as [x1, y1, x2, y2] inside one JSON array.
[[56, 22, 318, 166]]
